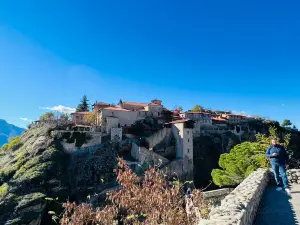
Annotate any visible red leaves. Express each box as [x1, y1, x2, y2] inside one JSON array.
[[61, 158, 207, 225]]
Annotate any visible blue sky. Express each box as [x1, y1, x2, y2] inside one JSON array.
[[1, 0, 300, 128]]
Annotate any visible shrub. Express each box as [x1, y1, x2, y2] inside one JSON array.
[[0, 183, 9, 198], [212, 126, 291, 186], [61, 158, 208, 225], [0, 136, 22, 152]]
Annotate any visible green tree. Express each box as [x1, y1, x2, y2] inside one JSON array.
[[40, 112, 55, 121], [118, 99, 123, 106], [76, 95, 89, 112], [212, 126, 291, 186], [293, 125, 297, 129], [282, 119, 292, 127], [191, 105, 204, 112], [178, 106, 183, 112]]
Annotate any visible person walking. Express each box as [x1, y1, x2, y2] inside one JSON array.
[[266, 138, 291, 195]]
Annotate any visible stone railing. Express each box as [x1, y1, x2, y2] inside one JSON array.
[[287, 169, 300, 184], [200, 168, 270, 225], [202, 188, 233, 207]]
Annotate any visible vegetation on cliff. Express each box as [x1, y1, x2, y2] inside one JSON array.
[[60, 158, 209, 225], [0, 119, 24, 147], [0, 123, 118, 225], [212, 126, 291, 186]]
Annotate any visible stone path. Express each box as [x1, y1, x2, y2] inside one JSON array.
[[254, 184, 300, 225]]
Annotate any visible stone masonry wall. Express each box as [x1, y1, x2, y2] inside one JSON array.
[[202, 188, 233, 207], [200, 168, 270, 225], [286, 169, 300, 184], [146, 128, 172, 150]]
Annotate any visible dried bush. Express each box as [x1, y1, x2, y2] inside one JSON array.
[[61, 158, 208, 225]]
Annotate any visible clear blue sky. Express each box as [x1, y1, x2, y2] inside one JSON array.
[[1, 0, 300, 128]]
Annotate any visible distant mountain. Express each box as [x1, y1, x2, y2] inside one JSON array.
[[0, 119, 25, 147]]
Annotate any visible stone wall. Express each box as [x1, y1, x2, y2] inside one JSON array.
[[130, 142, 169, 166], [200, 168, 270, 225], [58, 131, 102, 153], [139, 146, 169, 166], [146, 128, 172, 150], [202, 188, 233, 207], [111, 127, 122, 141], [286, 169, 300, 184]]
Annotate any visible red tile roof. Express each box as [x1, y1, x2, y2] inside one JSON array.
[[71, 111, 91, 115], [148, 102, 163, 106], [166, 119, 192, 124], [185, 112, 211, 114], [223, 114, 245, 117], [212, 117, 227, 121], [103, 107, 131, 111], [123, 102, 147, 107], [94, 102, 110, 106]]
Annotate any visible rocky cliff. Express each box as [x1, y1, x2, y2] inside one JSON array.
[[0, 123, 118, 225]]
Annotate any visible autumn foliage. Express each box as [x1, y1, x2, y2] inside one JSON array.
[[60, 158, 208, 225]]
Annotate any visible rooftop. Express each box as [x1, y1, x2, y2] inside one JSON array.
[[103, 106, 131, 111], [71, 111, 91, 115], [93, 102, 110, 106], [123, 102, 148, 107], [166, 118, 192, 124], [212, 117, 227, 121]]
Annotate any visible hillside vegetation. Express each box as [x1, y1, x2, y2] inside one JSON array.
[[0, 123, 117, 225], [0, 119, 24, 147]]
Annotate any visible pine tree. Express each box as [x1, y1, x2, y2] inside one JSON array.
[[76, 95, 89, 112]]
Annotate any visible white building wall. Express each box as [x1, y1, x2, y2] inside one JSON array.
[[106, 117, 119, 133], [101, 109, 141, 127]]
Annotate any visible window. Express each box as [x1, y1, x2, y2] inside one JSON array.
[[187, 131, 189, 134], [188, 138, 190, 142], [112, 112, 114, 116], [187, 149, 190, 153]]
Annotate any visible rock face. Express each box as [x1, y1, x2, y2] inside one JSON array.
[[0, 124, 118, 225]]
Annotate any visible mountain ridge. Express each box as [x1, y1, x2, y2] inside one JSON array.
[[0, 119, 25, 147]]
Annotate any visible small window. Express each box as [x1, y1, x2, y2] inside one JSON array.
[[188, 139, 190, 142], [187, 149, 190, 153], [187, 131, 189, 134]]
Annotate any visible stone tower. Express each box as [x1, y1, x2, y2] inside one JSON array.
[[170, 119, 194, 179]]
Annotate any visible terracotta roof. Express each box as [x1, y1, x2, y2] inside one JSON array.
[[166, 119, 192, 124], [185, 112, 211, 115], [94, 102, 110, 106], [71, 112, 91, 115], [103, 107, 131, 111], [212, 117, 227, 121], [148, 102, 162, 106], [123, 102, 147, 107], [223, 114, 245, 117]]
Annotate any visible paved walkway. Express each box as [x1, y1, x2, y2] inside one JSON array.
[[254, 184, 300, 225]]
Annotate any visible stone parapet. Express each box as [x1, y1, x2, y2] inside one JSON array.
[[199, 168, 270, 225], [287, 169, 300, 184]]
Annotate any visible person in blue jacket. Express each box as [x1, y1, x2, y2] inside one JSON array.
[[266, 138, 290, 195]]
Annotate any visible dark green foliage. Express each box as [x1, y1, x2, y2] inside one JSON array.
[[212, 126, 290, 187], [282, 119, 292, 127], [76, 95, 89, 112]]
